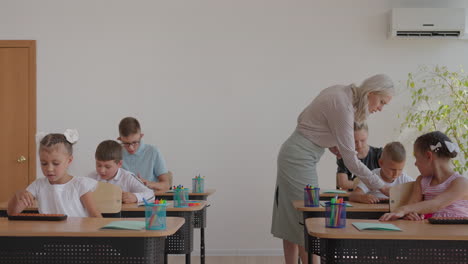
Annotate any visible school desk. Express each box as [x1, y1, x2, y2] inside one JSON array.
[[319, 190, 350, 201], [0, 201, 206, 264], [122, 201, 207, 264], [293, 200, 390, 263], [154, 188, 216, 264], [0, 216, 184, 264], [305, 218, 468, 264]]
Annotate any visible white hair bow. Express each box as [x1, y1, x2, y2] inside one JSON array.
[[35, 131, 48, 143], [35, 129, 79, 144], [64, 129, 79, 144], [445, 141, 460, 153], [430, 142, 442, 152]]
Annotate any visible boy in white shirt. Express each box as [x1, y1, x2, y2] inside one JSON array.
[[89, 140, 154, 203], [350, 141, 414, 204]]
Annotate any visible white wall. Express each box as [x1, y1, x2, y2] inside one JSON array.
[[1, 0, 467, 255]]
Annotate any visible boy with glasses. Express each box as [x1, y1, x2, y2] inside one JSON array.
[[118, 117, 170, 191]]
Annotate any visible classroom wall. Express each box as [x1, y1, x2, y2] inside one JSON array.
[[1, 0, 467, 255]]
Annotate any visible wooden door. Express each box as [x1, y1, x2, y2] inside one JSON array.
[[0, 40, 36, 202]]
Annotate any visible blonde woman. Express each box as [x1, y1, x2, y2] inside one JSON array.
[[271, 74, 395, 264]]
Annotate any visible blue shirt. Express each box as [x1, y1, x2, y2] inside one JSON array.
[[122, 141, 168, 182]]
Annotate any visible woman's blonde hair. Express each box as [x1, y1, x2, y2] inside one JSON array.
[[351, 74, 395, 124]]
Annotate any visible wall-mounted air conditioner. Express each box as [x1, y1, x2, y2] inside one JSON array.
[[389, 8, 466, 39]]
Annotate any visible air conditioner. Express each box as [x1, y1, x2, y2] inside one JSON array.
[[389, 8, 466, 39]]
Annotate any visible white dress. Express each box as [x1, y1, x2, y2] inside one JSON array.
[[26, 176, 98, 217]]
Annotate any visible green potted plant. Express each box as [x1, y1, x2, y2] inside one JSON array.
[[400, 65, 467, 174]]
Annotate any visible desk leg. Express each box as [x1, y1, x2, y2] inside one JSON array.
[[186, 253, 191, 264], [201, 227, 205, 264], [164, 253, 168, 264]]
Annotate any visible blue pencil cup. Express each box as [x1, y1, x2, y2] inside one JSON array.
[[325, 202, 346, 228], [304, 187, 320, 207], [145, 204, 167, 230], [192, 178, 205, 193], [174, 188, 189, 208]]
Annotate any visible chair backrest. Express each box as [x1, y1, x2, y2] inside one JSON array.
[[92, 181, 122, 214], [389, 182, 414, 212]]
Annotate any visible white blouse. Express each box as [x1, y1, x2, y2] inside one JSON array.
[[27, 176, 98, 217], [297, 84, 385, 190]]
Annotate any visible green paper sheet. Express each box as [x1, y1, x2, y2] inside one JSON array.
[[320, 201, 353, 207], [100, 221, 146, 230], [322, 189, 348, 194], [352, 222, 402, 231]]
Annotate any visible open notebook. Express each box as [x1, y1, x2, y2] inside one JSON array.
[[352, 222, 401, 231], [100, 221, 146, 230]]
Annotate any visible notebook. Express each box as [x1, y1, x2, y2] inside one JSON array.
[[322, 189, 348, 194], [100, 221, 146, 230], [352, 222, 401, 231]]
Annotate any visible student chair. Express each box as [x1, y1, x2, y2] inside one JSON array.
[[389, 181, 414, 212], [92, 181, 123, 217]]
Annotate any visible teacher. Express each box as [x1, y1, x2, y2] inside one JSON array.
[[271, 74, 395, 264]]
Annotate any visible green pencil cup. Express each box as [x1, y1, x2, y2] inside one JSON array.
[[145, 204, 167, 230], [174, 188, 189, 208]]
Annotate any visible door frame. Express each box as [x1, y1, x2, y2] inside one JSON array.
[[0, 40, 36, 183]]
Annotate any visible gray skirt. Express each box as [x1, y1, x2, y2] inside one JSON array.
[[271, 130, 325, 246]]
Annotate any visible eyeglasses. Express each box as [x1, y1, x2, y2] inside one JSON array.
[[121, 141, 140, 148]]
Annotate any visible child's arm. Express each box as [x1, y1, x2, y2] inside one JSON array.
[[7, 190, 35, 215], [124, 175, 155, 203], [404, 176, 424, 205], [80, 192, 102, 218], [381, 177, 468, 221], [349, 187, 380, 204], [337, 173, 354, 190], [138, 173, 171, 192]]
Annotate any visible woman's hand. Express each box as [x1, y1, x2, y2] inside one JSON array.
[[328, 146, 342, 159]]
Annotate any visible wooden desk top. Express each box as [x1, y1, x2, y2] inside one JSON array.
[[293, 200, 389, 212], [306, 218, 468, 241], [0, 217, 184, 237], [122, 200, 207, 212], [154, 188, 216, 197]]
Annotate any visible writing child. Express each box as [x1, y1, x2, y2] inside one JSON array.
[[118, 117, 171, 192], [89, 140, 154, 203], [350, 141, 414, 204], [7, 130, 102, 217], [380, 131, 468, 221]]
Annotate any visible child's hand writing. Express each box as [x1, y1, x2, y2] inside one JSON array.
[[403, 212, 423, 221], [362, 194, 380, 204], [122, 192, 138, 204], [15, 190, 35, 207], [379, 211, 405, 221]]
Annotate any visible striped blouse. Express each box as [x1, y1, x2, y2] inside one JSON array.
[[296, 84, 385, 190], [421, 173, 468, 217]]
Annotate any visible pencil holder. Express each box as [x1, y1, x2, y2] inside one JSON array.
[[325, 202, 346, 228], [192, 178, 205, 193], [145, 204, 167, 230], [304, 187, 320, 207], [174, 188, 190, 208]]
